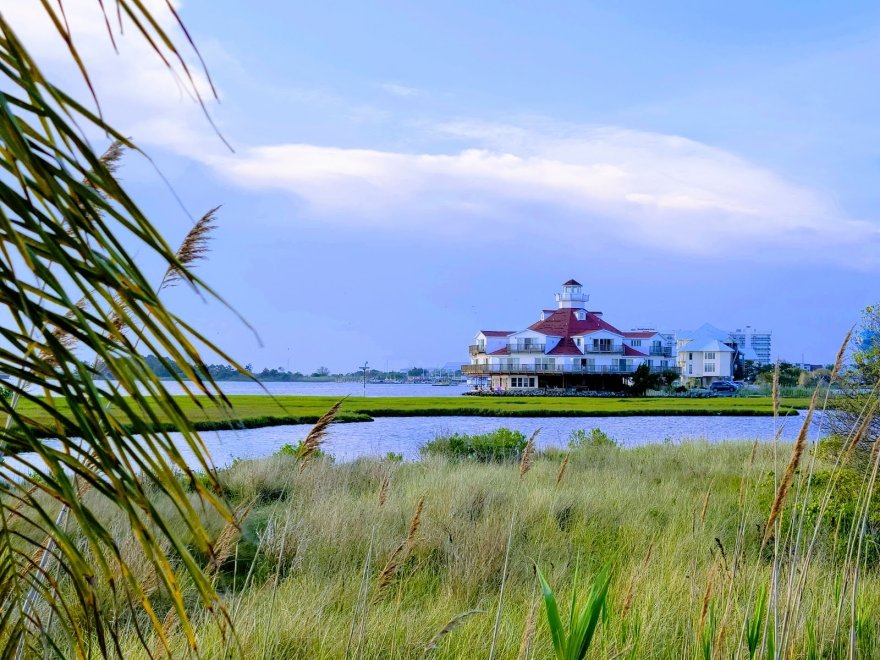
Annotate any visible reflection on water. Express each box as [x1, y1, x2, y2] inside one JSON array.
[[5, 412, 824, 477], [165, 412, 822, 468]]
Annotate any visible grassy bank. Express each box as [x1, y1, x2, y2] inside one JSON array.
[[42, 438, 879, 658], [13, 394, 813, 437]]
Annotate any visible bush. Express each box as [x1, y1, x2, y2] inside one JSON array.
[[0, 385, 10, 401], [276, 440, 333, 463], [420, 428, 527, 462], [384, 451, 404, 463], [568, 428, 619, 449]]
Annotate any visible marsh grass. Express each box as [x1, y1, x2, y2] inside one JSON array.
[[22, 429, 861, 658]]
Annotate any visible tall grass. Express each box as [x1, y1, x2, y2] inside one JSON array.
[[5, 426, 862, 658]]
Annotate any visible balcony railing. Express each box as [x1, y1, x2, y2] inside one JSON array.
[[463, 364, 680, 375], [508, 343, 546, 353], [469, 344, 484, 355], [649, 347, 674, 357], [585, 344, 623, 354]]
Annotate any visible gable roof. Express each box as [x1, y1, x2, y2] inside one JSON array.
[[682, 338, 735, 353], [623, 330, 658, 339], [528, 308, 624, 338], [479, 330, 515, 337], [547, 338, 583, 355]]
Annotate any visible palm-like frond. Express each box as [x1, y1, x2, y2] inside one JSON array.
[[0, 3, 244, 657]]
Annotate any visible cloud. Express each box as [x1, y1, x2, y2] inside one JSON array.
[[205, 124, 880, 265], [6, 1, 878, 268], [0, 0, 221, 153], [378, 82, 421, 97]]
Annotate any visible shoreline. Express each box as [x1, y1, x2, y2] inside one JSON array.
[[12, 394, 812, 438]]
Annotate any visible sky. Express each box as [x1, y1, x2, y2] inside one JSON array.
[[3, 1, 879, 372]]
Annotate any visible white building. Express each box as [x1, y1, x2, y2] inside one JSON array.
[[464, 280, 678, 391], [676, 323, 740, 386], [729, 326, 772, 365]]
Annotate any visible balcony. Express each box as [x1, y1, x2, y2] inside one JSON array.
[[649, 347, 674, 357], [462, 363, 680, 376], [584, 344, 624, 354], [469, 344, 485, 355], [508, 343, 546, 353]]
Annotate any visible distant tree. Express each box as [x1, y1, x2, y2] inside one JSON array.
[[312, 366, 330, 377], [830, 303, 880, 446]]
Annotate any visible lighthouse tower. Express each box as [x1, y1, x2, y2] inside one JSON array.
[[554, 279, 590, 309]]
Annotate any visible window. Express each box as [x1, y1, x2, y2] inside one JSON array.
[[631, 340, 642, 347], [705, 363, 715, 373], [705, 352, 716, 360], [593, 338, 613, 352], [688, 365, 693, 374], [511, 377, 535, 388], [688, 353, 693, 360]]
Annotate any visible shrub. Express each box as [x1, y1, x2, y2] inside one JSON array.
[[384, 451, 404, 463], [568, 428, 619, 449], [276, 440, 333, 463], [0, 385, 9, 401], [420, 428, 527, 462]]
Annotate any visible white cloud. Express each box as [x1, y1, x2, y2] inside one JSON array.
[[379, 82, 421, 97], [5, 1, 879, 268], [205, 124, 880, 265]]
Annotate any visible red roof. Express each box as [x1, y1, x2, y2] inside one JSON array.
[[480, 330, 514, 337], [623, 344, 648, 357], [623, 331, 657, 339], [547, 338, 583, 355], [488, 346, 510, 355], [528, 308, 624, 338]]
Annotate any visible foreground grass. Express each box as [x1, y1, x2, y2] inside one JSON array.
[[14, 394, 812, 437], [57, 440, 877, 658]]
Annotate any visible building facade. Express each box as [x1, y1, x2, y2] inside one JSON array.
[[729, 326, 772, 365], [464, 280, 677, 391]]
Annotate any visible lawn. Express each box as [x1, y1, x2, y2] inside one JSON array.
[[12, 394, 812, 436]]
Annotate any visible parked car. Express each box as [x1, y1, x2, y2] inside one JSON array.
[[710, 380, 738, 393]]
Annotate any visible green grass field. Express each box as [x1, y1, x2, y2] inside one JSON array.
[[71, 438, 876, 658], [12, 394, 812, 436]]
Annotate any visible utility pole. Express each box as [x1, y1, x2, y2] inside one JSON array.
[[360, 361, 369, 397]]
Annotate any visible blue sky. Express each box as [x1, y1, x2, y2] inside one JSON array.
[[5, 1, 880, 371]]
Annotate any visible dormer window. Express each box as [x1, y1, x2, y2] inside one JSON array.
[[575, 309, 586, 321]]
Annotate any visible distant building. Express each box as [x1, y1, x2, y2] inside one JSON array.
[[464, 279, 677, 391], [676, 322, 773, 385], [675, 324, 737, 387], [729, 326, 772, 365]]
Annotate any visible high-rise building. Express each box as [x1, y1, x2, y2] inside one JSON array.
[[729, 326, 772, 365]]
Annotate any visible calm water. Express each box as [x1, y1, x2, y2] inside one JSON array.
[[4, 412, 824, 477], [163, 412, 822, 468]]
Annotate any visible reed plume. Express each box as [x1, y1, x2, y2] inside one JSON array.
[[700, 485, 712, 528], [160, 206, 219, 290], [298, 399, 344, 470], [763, 388, 819, 546], [519, 428, 540, 479], [378, 473, 390, 508], [39, 298, 88, 366], [423, 609, 483, 655], [555, 454, 570, 487], [374, 496, 424, 599], [772, 361, 780, 419], [207, 499, 253, 576], [516, 599, 539, 660], [830, 326, 854, 383]]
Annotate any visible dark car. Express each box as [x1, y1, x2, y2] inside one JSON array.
[[710, 380, 738, 393]]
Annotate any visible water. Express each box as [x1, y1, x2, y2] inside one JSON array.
[[161, 412, 822, 468], [3, 412, 823, 479]]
